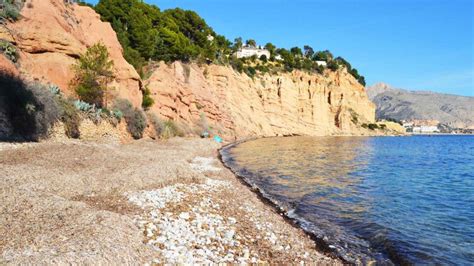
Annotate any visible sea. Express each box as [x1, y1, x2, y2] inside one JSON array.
[[220, 135, 474, 265]]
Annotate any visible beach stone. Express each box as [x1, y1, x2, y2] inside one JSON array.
[[179, 212, 190, 220]]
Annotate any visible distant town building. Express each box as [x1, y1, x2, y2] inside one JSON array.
[[412, 125, 440, 133], [402, 122, 414, 128], [421, 126, 440, 133], [403, 119, 440, 133], [274, 54, 283, 61], [235, 45, 270, 59], [315, 60, 327, 67]]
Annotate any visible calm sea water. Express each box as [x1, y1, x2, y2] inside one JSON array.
[[220, 136, 474, 265]]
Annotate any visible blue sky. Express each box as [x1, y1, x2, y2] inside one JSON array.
[[87, 0, 473, 96]]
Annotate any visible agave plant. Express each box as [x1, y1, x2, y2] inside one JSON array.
[[74, 100, 94, 112], [113, 110, 123, 121], [49, 84, 61, 95], [93, 108, 102, 122]]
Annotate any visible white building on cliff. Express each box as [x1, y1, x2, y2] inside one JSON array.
[[235, 45, 270, 59], [315, 60, 327, 67]]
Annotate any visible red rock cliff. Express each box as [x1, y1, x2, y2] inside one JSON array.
[[0, 0, 142, 107], [0, 1, 377, 139]]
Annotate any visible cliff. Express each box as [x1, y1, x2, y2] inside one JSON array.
[[0, 0, 142, 107], [146, 62, 377, 139], [0, 1, 379, 140]]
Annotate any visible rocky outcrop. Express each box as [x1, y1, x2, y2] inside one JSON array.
[[0, 0, 142, 107], [146, 62, 376, 139]]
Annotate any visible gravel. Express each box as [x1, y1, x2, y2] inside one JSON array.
[[1, 138, 341, 265]]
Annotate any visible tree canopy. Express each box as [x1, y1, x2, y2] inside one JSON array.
[[93, 0, 366, 85], [72, 43, 114, 108], [95, 0, 229, 73], [246, 39, 257, 48]]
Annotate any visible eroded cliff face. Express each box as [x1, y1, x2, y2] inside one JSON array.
[[145, 62, 376, 139], [0, 0, 142, 107], [0, 1, 377, 140]]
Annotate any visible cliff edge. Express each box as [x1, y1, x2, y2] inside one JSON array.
[[0, 0, 382, 140], [146, 62, 377, 138]]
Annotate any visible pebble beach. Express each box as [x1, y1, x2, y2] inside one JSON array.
[[0, 138, 341, 264]]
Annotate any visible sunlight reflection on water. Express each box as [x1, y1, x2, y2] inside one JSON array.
[[221, 136, 474, 265]]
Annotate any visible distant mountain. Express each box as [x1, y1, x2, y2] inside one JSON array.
[[366, 83, 474, 129]]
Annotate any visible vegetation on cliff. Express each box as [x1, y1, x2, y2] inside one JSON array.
[[0, 0, 22, 21], [92, 0, 365, 85], [94, 0, 230, 74], [0, 40, 18, 63], [72, 43, 115, 108], [0, 0, 375, 141]]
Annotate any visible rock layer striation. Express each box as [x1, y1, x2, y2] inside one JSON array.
[[146, 62, 376, 139]]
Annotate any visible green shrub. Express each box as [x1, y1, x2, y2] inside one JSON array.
[[230, 57, 244, 73], [244, 66, 256, 78], [115, 99, 147, 139], [141, 87, 154, 110], [362, 123, 380, 130], [0, 72, 60, 141], [112, 109, 123, 121], [368, 123, 379, 130], [314, 64, 324, 74], [123, 46, 145, 75], [73, 43, 114, 108], [57, 97, 81, 139], [357, 76, 366, 86], [349, 108, 359, 124], [0, 1, 21, 21], [255, 64, 269, 74], [0, 40, 18, 62], [74, 74, 103, 107], [327, 60, 339, 71]]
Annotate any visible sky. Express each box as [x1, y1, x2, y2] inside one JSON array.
[[87, 0, 474, 96]]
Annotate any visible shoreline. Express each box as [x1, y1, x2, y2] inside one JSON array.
[[217, 137, 412, 265], [0, 138, 342, 264], [217, 141, 347, 263]]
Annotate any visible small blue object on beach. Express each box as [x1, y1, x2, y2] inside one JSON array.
[[213, 135, 223, 143]]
